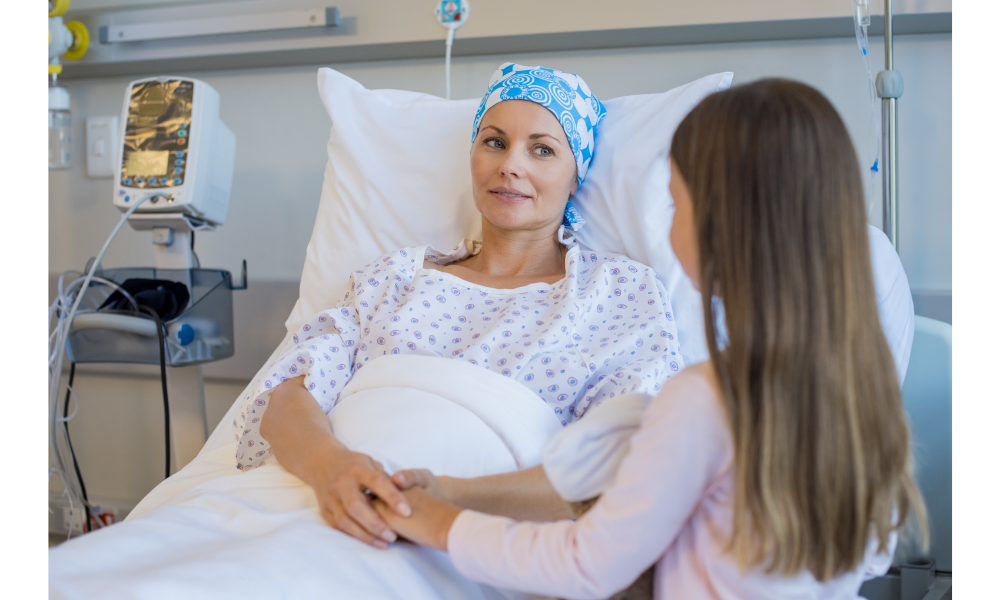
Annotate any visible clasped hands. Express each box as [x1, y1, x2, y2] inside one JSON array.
[[305, 447, 458, 552]]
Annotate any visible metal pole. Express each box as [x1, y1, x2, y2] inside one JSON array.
[[881, 0, 899, 251]]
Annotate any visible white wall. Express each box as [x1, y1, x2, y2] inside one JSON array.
[[48, 32, 952, 507], [50, 33, 952, 287]]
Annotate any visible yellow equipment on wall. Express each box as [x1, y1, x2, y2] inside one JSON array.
[[49, 0, 89, 75], [48, 0, 90, 169]]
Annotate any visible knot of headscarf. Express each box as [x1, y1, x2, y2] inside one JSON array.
[[472, 63, 607, 232]]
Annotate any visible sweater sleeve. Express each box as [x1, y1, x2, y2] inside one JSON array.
[[448, 366, 732, 599]]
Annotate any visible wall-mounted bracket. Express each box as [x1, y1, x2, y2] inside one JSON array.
[[100, 7, 339, 44]]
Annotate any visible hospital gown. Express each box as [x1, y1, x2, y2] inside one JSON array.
[[233, 240, 684, 471]]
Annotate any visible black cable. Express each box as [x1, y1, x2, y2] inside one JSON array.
[[190, 231, 201, 268], [141, 307, 171, 480], [62, 362, 91, 533]]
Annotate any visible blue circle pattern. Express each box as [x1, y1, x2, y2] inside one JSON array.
[[472, 63, 608, 233]]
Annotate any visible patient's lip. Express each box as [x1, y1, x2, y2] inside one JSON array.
[[489, 186, 532, 202]]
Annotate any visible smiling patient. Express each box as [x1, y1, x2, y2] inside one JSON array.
[[235, 63, 686, 549]]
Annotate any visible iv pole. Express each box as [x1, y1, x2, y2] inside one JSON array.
[[878, 0, 904, 251]]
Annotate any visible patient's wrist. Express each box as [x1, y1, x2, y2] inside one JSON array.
[[300, 437, 350, 484]]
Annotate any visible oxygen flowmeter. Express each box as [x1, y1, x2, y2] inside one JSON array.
[[48, 0, 90, 169]]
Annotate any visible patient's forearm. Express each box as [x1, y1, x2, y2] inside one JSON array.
[[259, 376, 348, 483], [442, 465, 574, 521]]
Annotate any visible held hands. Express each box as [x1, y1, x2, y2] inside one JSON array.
[[305, 445, 412, 549], [307, 456, 458, 551], [372, 487, 462, 552]]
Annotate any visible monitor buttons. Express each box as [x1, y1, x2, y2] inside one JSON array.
[[174, 167, 183, 174], [176, 151, 185, 158], [124, 178, 133, 185], [173, 178, 182, 184], [174, 159, 184, 166], [136, 178, 145, 184]]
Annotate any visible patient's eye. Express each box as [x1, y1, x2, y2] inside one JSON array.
[[484, 137, 506, 149], [532, 144, 554, 157]]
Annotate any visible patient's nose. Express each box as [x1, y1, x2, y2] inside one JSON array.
[[498, 149, 527, 178]]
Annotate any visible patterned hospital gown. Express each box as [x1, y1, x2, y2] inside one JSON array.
[[233, 240, 685, 471]]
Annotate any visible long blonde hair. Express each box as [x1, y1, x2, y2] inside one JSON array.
[[670, 79, 926, 581]]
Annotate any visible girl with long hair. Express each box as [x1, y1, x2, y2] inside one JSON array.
[[373, 78, 927, 599]]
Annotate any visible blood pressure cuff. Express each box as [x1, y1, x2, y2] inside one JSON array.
[[99, 278, 190, 322]]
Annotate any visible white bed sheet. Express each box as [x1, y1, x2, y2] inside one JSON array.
[[51, 355, 562, 600]]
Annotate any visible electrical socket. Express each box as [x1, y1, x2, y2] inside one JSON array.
[[61, 506, 85, 535], [63, 506, 120, 532], [51, 496, 131, 536]]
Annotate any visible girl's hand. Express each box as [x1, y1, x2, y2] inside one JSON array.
[[391, 468, 447, 499], [373, 487, 462, 552]]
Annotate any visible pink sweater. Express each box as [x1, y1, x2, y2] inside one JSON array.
[[448, 363, 895, 600]]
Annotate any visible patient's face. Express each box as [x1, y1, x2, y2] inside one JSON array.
[[471, 100, 578, 235], [669, 158, 700, 291]]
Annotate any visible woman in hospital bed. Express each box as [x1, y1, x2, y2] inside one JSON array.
[[375, 79, 927, 600], [238, 63, 685, 549]]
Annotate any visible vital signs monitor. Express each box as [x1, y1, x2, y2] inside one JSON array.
[[113, 77, 235, 226]]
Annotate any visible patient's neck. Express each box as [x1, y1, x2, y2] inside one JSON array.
[[442, 221, 567, 288]]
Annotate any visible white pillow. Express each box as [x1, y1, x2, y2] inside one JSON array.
[[288, 72, 482, 334], [286, 68, 734, 368], [573, 76, 733, 364]]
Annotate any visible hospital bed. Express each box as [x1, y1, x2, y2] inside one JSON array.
[[49, 67, 948, 600]]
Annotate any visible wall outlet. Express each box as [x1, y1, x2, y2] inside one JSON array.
[[50, 496, 133, 537], [61, 506, 85, 535]]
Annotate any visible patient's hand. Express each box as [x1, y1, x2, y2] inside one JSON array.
[[261, 376, 411, 549], [373, 488, 462, 552], [309, 448, 413, 548]]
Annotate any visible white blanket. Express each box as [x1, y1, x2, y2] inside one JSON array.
[[50, 355, 562, 600]]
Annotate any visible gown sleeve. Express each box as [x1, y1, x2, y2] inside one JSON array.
[[231, 274, 364, 471], [571, 275, 685, 420]]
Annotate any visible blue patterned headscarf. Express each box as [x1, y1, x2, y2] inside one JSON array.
[[472, 63, 607, 232]]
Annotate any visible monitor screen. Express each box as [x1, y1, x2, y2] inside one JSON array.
[[120, 79, 194, 188], [125, 150, 170, 176]]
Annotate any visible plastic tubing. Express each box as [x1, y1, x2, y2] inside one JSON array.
[[445, 27, 455, 100], [49, 197, 149, 515]]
